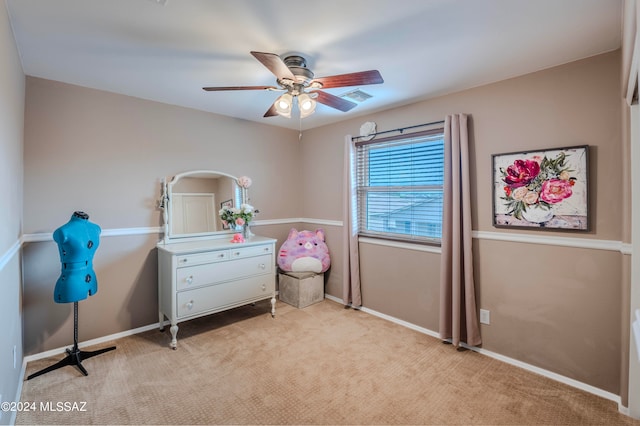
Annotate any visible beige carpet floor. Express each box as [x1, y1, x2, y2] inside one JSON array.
[[17, 299, 638, 425]]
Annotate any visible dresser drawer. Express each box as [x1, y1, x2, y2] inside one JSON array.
[[229, 244, 273, 259], [176, 250, 229, 267], [176, 253, 273, 291], [177, 275, 275, 318]]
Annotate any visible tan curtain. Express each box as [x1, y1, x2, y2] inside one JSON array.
[[439, 114, 481, 347], [342, 135, 362, 307]]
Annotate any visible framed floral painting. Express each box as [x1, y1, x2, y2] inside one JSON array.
[[492, 145, 589, 231]]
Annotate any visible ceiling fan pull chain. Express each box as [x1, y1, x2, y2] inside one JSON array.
[[298, 115, 303, 141]]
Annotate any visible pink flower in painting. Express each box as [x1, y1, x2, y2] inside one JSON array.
[[539, 179, 573, 204], [503, 159, 540, 187]]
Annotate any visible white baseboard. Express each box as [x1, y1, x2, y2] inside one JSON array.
[[23, 321, 166, 363], [618, 403, 630, 416]]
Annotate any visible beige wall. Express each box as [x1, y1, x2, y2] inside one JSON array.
[[0, 0, 25, 422], [22, 78, 302, 355], [301, 51, 624, 394], [0, 4, 24, 251], [23, 78, 301, 232], [20, 49, 627, 398]]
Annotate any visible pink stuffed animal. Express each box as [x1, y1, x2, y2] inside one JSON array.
[[278, 228, 330, 273], [230, 233, 244, 243]]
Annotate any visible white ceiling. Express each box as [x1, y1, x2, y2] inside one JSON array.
[[5, 0, 623, 131]]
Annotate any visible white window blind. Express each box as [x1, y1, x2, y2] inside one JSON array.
[[355, 128, 445, 243]]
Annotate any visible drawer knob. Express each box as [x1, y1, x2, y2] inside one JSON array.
[[186, 300, 194, 310], [218, 253, 225, 258], [261, 284, 266, 291], [186, 276, 193, 284], [259, 263, 266, 270], [181, 258, 188, 263]]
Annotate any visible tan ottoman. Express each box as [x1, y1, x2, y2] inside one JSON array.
[[278, 271, 324, 308]]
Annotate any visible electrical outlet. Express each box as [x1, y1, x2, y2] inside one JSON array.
[[480, 309, 491, 325]]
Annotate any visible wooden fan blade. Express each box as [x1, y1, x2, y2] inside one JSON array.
[[203, 86, 277, 91], [311, 90, 358, 112], [250, 51, 296, 81], [263, 103, 278, 117], [310, 70, 383, 89]]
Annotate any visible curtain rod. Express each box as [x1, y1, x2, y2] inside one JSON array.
[[352, 119, 445, 142]]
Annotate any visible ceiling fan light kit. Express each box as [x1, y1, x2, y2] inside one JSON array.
[[203, 51, 383, 119], [297, 93, 316, 118], [274, 93, 293, 118]]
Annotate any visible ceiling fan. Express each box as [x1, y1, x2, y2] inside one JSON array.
[[203, 51, 384, 119]]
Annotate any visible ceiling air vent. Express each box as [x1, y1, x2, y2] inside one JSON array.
[[340, 89, 373, 103]]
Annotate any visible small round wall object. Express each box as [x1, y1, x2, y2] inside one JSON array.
[[360, 121, 377, 140]]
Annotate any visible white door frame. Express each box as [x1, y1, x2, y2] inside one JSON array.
[[628, 102, 640, 418], [626, 3, 640, 414]]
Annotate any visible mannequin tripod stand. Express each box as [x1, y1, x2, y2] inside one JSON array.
[[27, 302, 116, 380]]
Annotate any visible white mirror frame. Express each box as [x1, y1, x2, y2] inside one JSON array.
[[160, 170, 244, 243]]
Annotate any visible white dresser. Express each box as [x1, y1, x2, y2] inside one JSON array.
[[157, 235, 276, 349]]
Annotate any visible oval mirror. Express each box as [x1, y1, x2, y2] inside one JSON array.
[[160, 170, 243, 241]]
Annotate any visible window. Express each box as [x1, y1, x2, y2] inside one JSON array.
[[355, 128, 445, 243]]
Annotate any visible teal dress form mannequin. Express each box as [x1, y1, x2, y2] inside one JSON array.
[[53, 211, 101, 303], [27, 211, 114, 380]]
